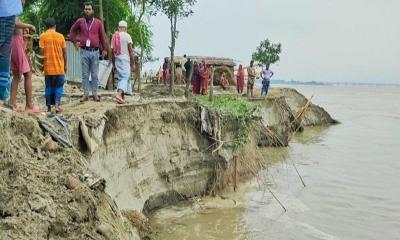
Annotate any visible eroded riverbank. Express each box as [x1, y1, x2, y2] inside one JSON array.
[[0, 84, 336, 239]]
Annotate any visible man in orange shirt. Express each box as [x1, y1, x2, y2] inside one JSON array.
[[39, 17, 67, 113]]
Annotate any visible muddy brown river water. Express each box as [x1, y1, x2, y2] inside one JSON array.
[[149, 85, 400, 240]]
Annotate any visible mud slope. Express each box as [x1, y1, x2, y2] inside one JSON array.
[[0, 113, 137, 240]]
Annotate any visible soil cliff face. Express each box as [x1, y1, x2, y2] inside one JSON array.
[[83, 88, 336, 215], [88, 101, 216, 213], [0, 87, 336, 239]]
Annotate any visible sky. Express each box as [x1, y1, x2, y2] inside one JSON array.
[[146, 0, 400, 84]]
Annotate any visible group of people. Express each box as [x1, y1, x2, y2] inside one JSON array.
[[234, 61, 274, 97], [69, 2, 135, 105], [241, 60, 274, 97], [161, 56, 274, 97], [191, 60, 213, 95], [160, 57, 186, 86], [1, 0, 273, 114], [0, 1, 136, 113], [196, 59, 274, 97]]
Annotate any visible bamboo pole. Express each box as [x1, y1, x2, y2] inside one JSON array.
[[233, 155, 238, 192], [209, 66, 214, 102]]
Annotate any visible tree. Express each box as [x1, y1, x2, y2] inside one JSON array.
[[153, 0, 197, 94], [129, 0, 153, 93], [252, 39, 282, 66]]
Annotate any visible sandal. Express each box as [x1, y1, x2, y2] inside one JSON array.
[[80, 95, 89, 102]]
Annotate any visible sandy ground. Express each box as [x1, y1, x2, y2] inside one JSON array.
[[8, 74, 282, 115]]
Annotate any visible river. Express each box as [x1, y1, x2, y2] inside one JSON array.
[[150, 85, 400, 240]]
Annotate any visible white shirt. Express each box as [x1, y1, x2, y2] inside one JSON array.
[[111, 31, 133, 60], [262, 69, 273, 79]]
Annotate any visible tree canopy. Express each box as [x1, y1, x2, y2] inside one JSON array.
[[252, 39, 282, 66], [152, 0, 196, 19]]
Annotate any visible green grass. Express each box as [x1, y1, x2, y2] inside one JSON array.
[[195, 95, 256, 118], [195, 95, 257, 149]]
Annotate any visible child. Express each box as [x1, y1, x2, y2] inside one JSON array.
[[39, 18, 67, 113], [9, 17, 40, 112], [261, 64, 274, 96]]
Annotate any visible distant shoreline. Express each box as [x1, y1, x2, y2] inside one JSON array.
[[268, 79, 400, 87]]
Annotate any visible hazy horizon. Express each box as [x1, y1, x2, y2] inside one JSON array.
[[145, 0, 399, 84]]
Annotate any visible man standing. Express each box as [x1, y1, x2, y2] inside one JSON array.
[[261, 64, 274, 96], [39, 18, 67, 113], [69, 2, 107, 102], [247, 60, 256, 98], [0, 0, 23, 106], [184, 56, 192, 84], [111, 20, 134, 104]]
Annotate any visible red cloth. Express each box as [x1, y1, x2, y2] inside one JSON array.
[[236, 65, 244, 93], [162, 61, 170, 85], [191, 65, 201, 94], [199, 65, 209, 95], [111, 31, 121, 56], [11, 33, 30, 74], [69, 17, 107, 49]]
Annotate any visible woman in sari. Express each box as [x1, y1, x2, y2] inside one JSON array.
[[220, 72, 229, 90], [162, 58, 170, 85], [236, 64, 244, 94], [199, 60, 209, 95], [191, 62, 201, 94]]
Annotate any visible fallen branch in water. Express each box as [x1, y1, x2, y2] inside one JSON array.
[[287, 94, 314, 188]]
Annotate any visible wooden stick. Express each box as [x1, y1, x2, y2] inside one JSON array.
[[287, 94, 314, 187], [211, 141, 223, 155], [294, 94, 314, 123], [233, 155, 238, 192], [290, 158, 306, 187], [267, 187, 287, 212], [209, 67, 214, 102]]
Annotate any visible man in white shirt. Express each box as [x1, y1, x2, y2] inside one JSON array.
[[260, 64, 274, 95], [111, 20, 135, 103]]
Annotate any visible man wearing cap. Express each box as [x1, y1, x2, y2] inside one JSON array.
[[69, 2, 108, 102], [111, 20, 134, 104], [0, 0, 23, 106]]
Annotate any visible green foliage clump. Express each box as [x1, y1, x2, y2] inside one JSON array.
[[252, 39, 282, 65], [196, 96, 257, 149]]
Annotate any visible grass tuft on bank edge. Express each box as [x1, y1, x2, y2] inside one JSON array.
[[195, 95, 257, 149], [195, 95, 256, 118]]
